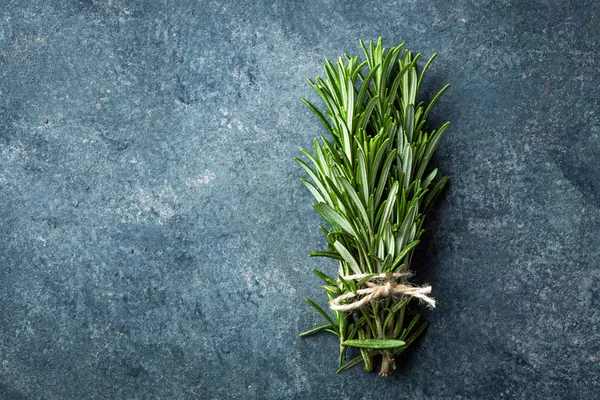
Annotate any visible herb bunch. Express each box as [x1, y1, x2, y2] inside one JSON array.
[[296, 38, 450, 376]]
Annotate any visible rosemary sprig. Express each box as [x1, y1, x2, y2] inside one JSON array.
[[296, 38, 450, 376]]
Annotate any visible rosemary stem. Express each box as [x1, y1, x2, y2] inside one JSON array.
[[298, 38, 449, 375]]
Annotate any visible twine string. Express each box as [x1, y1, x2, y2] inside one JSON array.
[[330, 272, 436, 311]]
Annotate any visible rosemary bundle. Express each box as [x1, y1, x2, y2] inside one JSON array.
[[296, 38, 450, 376]]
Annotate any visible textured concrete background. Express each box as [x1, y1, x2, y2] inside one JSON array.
[[0, 0, 599, 399]]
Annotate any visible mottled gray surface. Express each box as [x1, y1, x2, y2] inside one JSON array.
[[0, 0, 598, 399]]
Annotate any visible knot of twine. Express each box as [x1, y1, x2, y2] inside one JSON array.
[[329, 272, 436, 311]]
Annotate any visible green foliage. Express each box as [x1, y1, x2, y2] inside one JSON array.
[[297, 38, 450, 375], [343, 339, 406, 349]]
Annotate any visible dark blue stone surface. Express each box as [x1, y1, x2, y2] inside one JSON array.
[[1, 1, 599, 399]]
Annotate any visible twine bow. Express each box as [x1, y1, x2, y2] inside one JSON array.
[[329, 272, 436, 311]]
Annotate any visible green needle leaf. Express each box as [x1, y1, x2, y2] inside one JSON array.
[[312, 268, 338, 285], [334, 240, 362, 275], [342, 339, 406, 349], [304, 298, 336, 328], [309, 251, 342, 261], [336, 355, 364, 374], [299, 324, 337, 337], [302, 98, 334, 136], [313, 202, 357, 237]]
